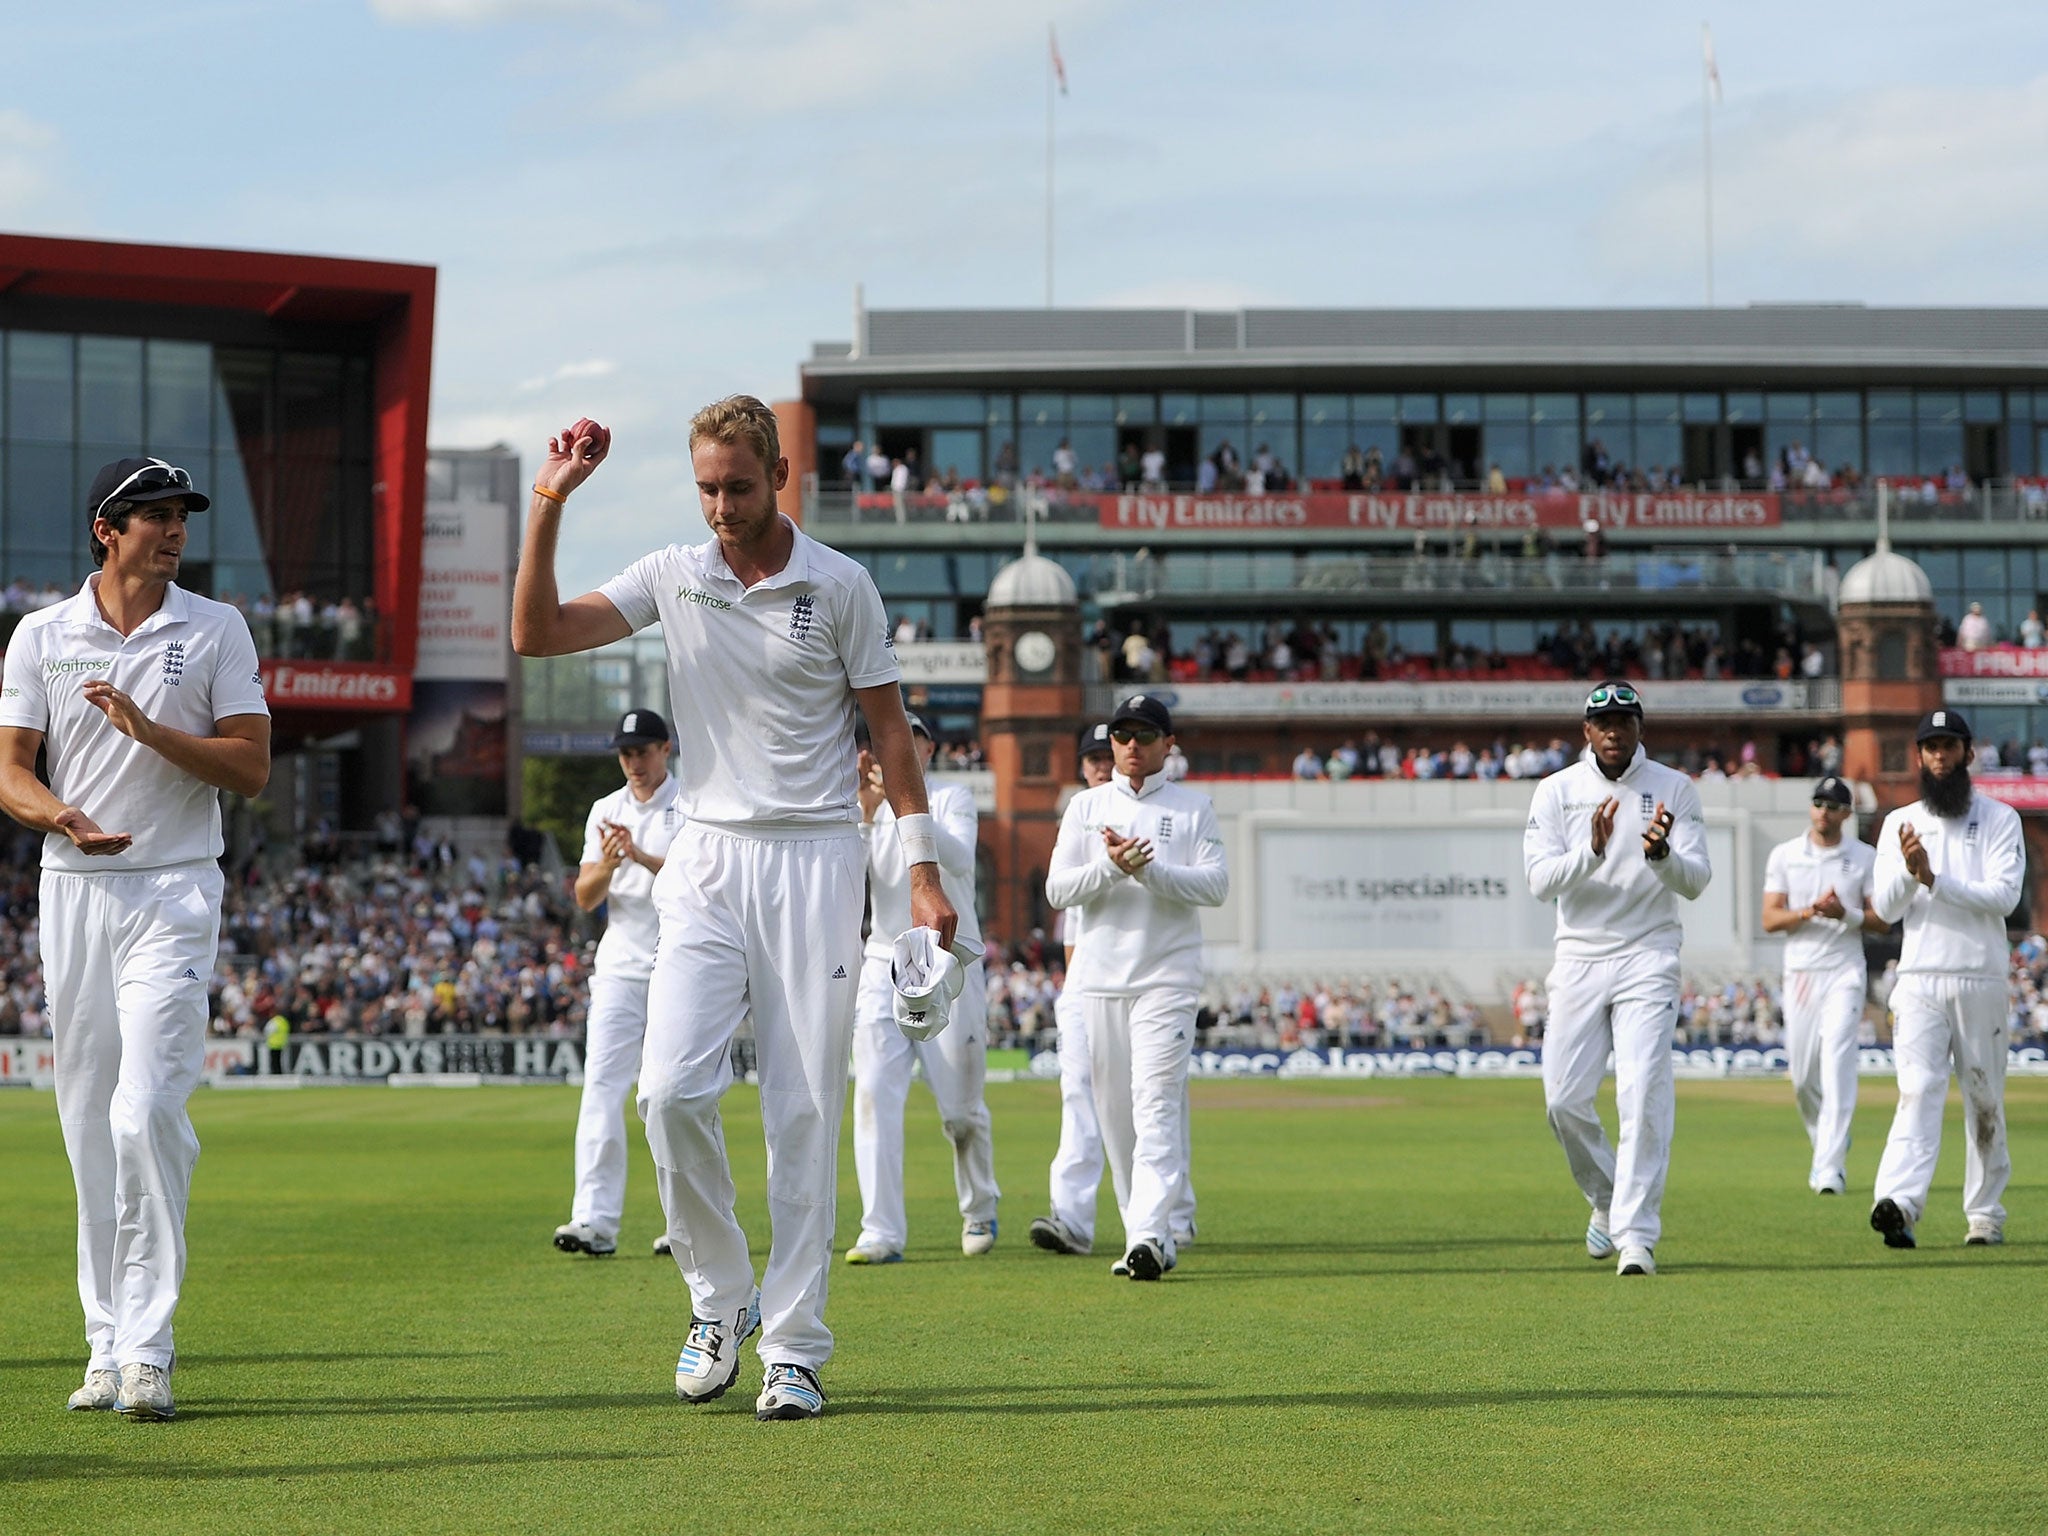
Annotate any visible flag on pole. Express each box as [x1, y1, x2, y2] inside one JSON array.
[[1702, 24, 1722, 103], [1050, 23, 1068, 95]]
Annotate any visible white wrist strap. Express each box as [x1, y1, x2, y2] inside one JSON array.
[[896, 812, 938, 867]]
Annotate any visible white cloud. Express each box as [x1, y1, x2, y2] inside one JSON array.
[[369, 0, 651, 24], [1593, 75, 2048, 290], [616, 0, 1115, 117], [0, 110, 59, 215], [515, 357, 619, 392]]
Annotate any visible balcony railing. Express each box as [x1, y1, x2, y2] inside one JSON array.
[[1090, 549, 1830, 603], [802, 478, 2048, 528]]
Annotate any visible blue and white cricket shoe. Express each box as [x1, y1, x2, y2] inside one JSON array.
[[756, 1363, 826, 1421], [1585, 1209, 1615, 1261], [1616, 1246, 1656, 1277], [674, 1285, 761, 1404], [961, 1218, 998, 1256], [113, 1362, 175, 1421]]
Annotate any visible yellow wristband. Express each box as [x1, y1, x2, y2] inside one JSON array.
[[532, 483, 566, 505]]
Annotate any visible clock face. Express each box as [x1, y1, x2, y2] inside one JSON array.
[[1015, 630, 1056, 674]]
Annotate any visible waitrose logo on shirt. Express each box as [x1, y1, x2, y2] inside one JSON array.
[[44, 657, 113, 678], [677, 586, 733, 611]]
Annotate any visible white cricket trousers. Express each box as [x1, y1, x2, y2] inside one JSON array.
[[41, 864, 223, 1373], [849, 952, 996, 1250], [1873, 973, 2011, 1227], [1084, 988, 1198, 1263], [1049, 987, 1194, 1249], [1542, 950, 1681, 1253], [570, 973, 649, 1241], [637, 826, 864, 1372], [1783, 965, 1866, 1187]]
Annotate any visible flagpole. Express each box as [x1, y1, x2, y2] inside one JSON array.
[[1702, 21, 1714, 307], [1045, 24, 1055, 308]]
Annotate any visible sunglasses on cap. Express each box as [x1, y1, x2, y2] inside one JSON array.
[[96, 462, 194, 518], [1584, 682, 1642, 714], [1110, 726, 1162, 745], [1811, 797, 1847, 811]]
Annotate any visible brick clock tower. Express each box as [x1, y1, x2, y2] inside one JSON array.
[[979, 544, 1083, 943], [1834, 534, 1940, 805]]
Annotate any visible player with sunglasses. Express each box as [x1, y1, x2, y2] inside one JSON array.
[[1045, 695, 1227, 1281], [1761, 776, 1888, 1196], [1523, 681, 1711, 1277]]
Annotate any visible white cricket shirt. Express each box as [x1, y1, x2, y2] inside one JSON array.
[[1872, 790, 2023, 979], [1046, 774, 1229, 996], [862, 777, 983, 961], [0, 576, 269, 874], [581, 772, 685, 980], [597, 519, 899, 835], [1522, 745, 1712, 961], [1763, 831, 1876, 973]]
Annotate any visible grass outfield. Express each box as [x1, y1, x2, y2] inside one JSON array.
[[0, 1076, 2042, 1534]]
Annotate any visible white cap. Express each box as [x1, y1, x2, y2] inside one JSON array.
[[890, 929, 985, 1042]]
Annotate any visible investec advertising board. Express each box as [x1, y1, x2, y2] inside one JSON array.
[[1253, 822, 1741, 956]]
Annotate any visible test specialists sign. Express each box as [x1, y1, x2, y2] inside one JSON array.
[[1251, 821, 1742, 957], [1022, 1045, 2048, 1080]]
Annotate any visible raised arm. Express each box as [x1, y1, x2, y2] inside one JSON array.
[[1871, 815, 1922, 924], [511, 420, 636, 657], [1648, 782, 1711, 901]]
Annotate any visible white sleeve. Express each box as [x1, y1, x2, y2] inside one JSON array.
[[1933, 806, 2025, 918], [1046, 794, 1123, 910], [1762, 844, 1789, 897], [932, 784, 978, 878], [0, 626, 48, 730], [1132, 797, 1229, 908], [836, 570, 901, 689], [1524, 779, 1600, 901], [579, 799, 608, 867], [1649, 776, 1711, 900], [1871, 813, 1923, 924], [595, 549, 667, 633], [208, 611, 271, 720]]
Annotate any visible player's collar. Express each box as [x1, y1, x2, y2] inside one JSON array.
[[61, 574, 189, 637], [1113, 771, 1167, 800]]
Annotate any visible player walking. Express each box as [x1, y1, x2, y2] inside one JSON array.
[[844, 711, 997, 1263], [1523, 682, 1710, 1277], [512, 400, 953, 1422], [1045, 695, 1227, 1280], [1031, 722, 1198, 1258], [1761, 775, 1886, 1195], [554, 709, 683, 1259], [1868, 709, 2021, 1249], [0, 457, 270, 1419]]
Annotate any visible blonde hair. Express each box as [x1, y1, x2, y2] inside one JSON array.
[[689, 394, 781, 471]]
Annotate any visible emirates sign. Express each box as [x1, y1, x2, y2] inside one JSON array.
[[261, 662, 413, 711]]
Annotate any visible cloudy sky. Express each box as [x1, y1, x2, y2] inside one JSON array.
[[7, 1, 2045, 591]]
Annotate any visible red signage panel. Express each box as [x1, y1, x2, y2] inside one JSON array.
[[261, 661, 413, 711], [1940, 647, 2048, 678]]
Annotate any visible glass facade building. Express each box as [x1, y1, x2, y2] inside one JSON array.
[[2, 329, 376, 600]]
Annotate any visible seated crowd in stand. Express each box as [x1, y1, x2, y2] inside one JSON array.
[[1095, 617, 1825, 689], [221, 592, 383, 662]]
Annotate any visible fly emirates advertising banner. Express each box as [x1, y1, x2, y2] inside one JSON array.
[[1252, 823, 1740, 956]]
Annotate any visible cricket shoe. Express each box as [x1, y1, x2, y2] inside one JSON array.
[[1811, 1171, 1847, 1196], [113, 1363, 174, 1421], [844, 1239, 903, 1266], [961, 1218, 998, 1256], [1965, 1221, 2005, 1246], [1616, 1246, 1656, 1277], [1870, 1199, 1916, 1249], [66, 1369, 120, 1412], [755, 1363, 825, 1421], [674, 1285, 761, 1404], [652, 1234, 672, 1258], [1585, 1209, 1615, 1260], [1123, 1239, 1172, 1281], [1171, 1223, 1197, 1249], [1028, 1216, 1090, 1256], [553, 1221, 616, 1257], [1109, 1255, 1130, 1277]]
